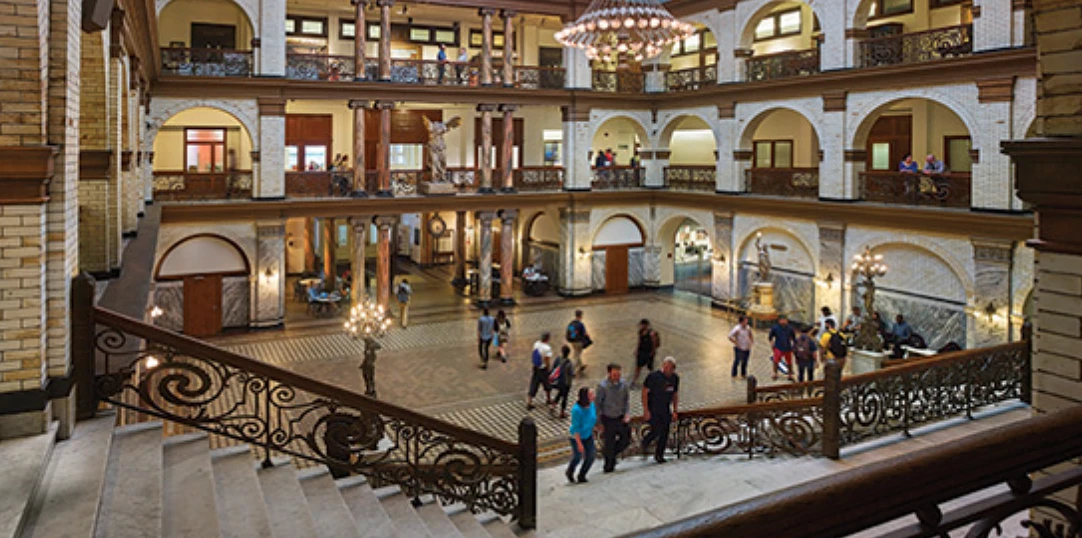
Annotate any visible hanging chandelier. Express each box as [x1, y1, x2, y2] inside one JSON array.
[[555, 0, 695, 63]]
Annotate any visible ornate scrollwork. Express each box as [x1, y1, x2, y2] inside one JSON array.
[[860, 24, 972, 68], [745, 168, 820, 199], [665, 166, 715, 192], [746, 48, 820, 82]]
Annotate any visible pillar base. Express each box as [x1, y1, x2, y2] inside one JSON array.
[[500, 187, 517, 194], [351, 191, 370, 198], [499, 297, 516, 306], [477, 187, 496, 194], [474, 298, 493, 309], [451, 277, 468, 289], [375, 190, 394, 198], [353, 77, 369, 82]]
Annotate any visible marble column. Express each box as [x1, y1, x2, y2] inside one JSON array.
[[377, 0, 394, 81], [352, 0, 367, 81], [711, 212, 735, 305], [562, 47, 591, 89], [375, 216, 396, 310], [253, 221, 286, 327], [499, 210, 517, 304], [561, 105, 592, 190], [257, 98, 286, 198], [500, 105, 517, 192], [971, 239, 1014, 348], [375, 101, 394, 197], [817, 222, 847, 318], [639, 149, 669, 188], [842, 149, 867, 202], [259, 0, 286, 76], [478, 104, 496, 193], [350, 217, 369, 305], [452, 210, 468, 289], [732, 149, 753, 193], [558, 206, 592, 296], [349, 100, 368, 196], [501, 10, 515, 87], [643, 245, 662, 288], [477, 211, 496, 306], [322, 218, 337, 291], [479, 8, 495, 86]]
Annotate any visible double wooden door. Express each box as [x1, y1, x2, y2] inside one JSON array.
[[183, 274, 222, 337], [605, 246, 629, 295]]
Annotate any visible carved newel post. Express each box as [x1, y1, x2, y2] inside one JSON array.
[[345, 296, 391, 398]]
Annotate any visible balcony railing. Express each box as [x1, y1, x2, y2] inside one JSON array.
[[591, 166, 642, 190], [152, 171, 252, 200], [745, 168, 820, 198], [513, 66, 566, 90], [860, 171, 971, 208], [746, 48, 820, 82], [665, 65, 716, 92], [161, 47, 252, 77], [513, 166, 564, 192], [859, 23, 973, 68], [285, 171, 353, 198], [389, 59, 476, 85], [592, 70, 645, 93], [664, 165, 715, 192], [286, 53, 370, 81]]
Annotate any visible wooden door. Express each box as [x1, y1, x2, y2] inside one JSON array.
[[492, 228, 502, 268], [191, 23, 236, 49], [866, 115, 912, 171], [183, 275, 222, 337], [605, 246, 629, 295]]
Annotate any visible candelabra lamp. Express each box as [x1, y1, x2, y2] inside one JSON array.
[[344, 296, 391, 398], [852, 247, 888, 352]]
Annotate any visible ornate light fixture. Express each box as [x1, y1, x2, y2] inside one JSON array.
[[344, 296, 392, 397], [852, 247, 888, 352], [555, 0, 696, 63]]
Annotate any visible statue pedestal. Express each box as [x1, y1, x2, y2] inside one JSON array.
[[850, 349, 889, 375], [748, 282, 776, 315], [419, 182, 456, 195]]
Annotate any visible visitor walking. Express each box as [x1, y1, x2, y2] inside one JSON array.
[[456, 47, 469, 81], [631, 319, 659, 387], [566, 387, 597, 484], [819, 318, 849, 370], [395, 279, 413, 328], [436, 44, 448, 84], [794, 325, 818, 383], [494, 309, 511, 363], [566, 310, 591, 375], [527, 332, 553, 410], [478, 308, 495, 369], [550, 345, 574, 418], [596, 363, 630, 473], [768, 315, 797, 381], [640, 357, 680, 464], [728, 315, 754, 379], [816, 306, 837, 337]]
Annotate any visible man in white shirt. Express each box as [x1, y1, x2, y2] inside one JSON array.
[[817, 306, 838, 337], [527, 332, 554, 410], [728, 316, 754, 379]]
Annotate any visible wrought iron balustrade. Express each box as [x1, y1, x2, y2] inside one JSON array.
[[860, 171, 971, 208], [285, 171, 353, 198], [152, 171, 253, 201], [388, 59, 478, 86], [745, 48, 820, 82], [664, 166, 715, 192], [513, 167, 564, 192], [447, 167, 478, 192], [745, 168, 820, 198], [513, 66, 566, 90], [591, 166, 642, 190], [665, 66, 714, 92], [592, 70, 645, 93], [161, 47, 253, 77], [859, 24, 973, 68], [389, 169, 423, 196], [285, 53, 357, 81]]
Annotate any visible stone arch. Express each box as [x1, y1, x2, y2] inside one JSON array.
[[846, 236, 974, 304], [155, 233, 252, 279], [590, 213, 648, 248], [157, 0, 259, 37], [657, 111, 719, 149], [147, 99, 259, 155], [736, 226, 817, 275], [736, 225, 818, 321], [738, 104, 823, 151], [738, 0, 827, 50], [657, 213, 715, 289], [848, 92, 979, 152], [590, 110, 652, 149]]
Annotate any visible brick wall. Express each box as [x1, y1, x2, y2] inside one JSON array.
[[0, 205, 47, 393], [1033, 1, 1082, 136], [0, 0, 48, 145]]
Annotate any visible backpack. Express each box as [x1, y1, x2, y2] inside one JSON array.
[[566, 321, 579, 342], [531, 348, 543, 368], [548, 359, 564, 384], [828, 331, 848, 359], [794, 335, 814, 361], [906, 333, 927, 349]]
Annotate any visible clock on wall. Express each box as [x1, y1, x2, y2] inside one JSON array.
[[428, 215, 448, 238]]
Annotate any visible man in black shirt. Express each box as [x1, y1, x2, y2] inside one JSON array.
[[640, 357, 680, 464]]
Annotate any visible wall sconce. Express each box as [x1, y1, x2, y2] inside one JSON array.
[[147, 305, 163, 319], [983, 301, 1005, 324], [263, 267, 275, 283], [577, 247, 588, 258], [816, 273, 835, 289]]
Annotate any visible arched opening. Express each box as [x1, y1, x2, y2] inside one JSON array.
[[660, 115, 718, 192], [741, 108, 821, 198], [591, 116, 648, 188], [666, 24, 719, 91], [152, 106, 255, 200], [592, 216, 646, 295], [154, 234, 252, 336], [525, 212, 560, 286], [853, 0, 974, 68], [854, 97, 972, 208], [742, 2, 822, 81], [664, 218, 713, 297], [738, 228, 816, 323], [159, 0, 256, 77]]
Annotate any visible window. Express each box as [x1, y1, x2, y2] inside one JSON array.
[[184, 128, 226, 173], [339, 20, 458, 46], [390, 144, 423, 170], [868, 0, 913, 19], [286, 15, 328, 37], [753, 140, 793, 168], [339, 20, 355, 39], [754, 8, 802, 41], [944, 136, 972, 173], [469, 29, 505, 48], [871, 143, 892, 170]]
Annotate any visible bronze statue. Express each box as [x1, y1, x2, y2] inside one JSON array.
[[755, 234, 772, 283], [360, 337, 381, 398], [854, 278, 884, 352], [423, 116, 462, 183]]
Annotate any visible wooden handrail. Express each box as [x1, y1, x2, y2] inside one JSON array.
[[627, 405, 1082, 538]]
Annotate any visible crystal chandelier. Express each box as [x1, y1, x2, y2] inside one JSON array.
[[555, 0, 696, 63]]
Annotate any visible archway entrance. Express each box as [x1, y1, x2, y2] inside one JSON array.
[[672, 219, 712, 296], [155, 235, 251, 336], [592, 216, 646, 295]]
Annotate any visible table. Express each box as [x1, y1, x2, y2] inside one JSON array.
[[312, 293, 342, 317], [298, 278, 321, 288]]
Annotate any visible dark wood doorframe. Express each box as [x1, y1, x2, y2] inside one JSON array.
[[191, 23, 237, 49], [866, 115, 912, 171], [183, 274, 223, 337], [604, 246, 630, 295]]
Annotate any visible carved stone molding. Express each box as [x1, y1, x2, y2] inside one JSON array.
[[258, 98, 287, 116], [844, 149, 868, 162], [972, 238, 1014, 263], [1002, 138, 1082, 255], [0, 146, 58, 204], [733, 149, 753, 161], [977, 77, 1015, 103], [717, 102, 736, 119], [562, 105, 590, 122], [79, 150, 112, 180], [823, 90, 847, 112]]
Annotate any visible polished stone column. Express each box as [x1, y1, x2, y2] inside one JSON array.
[[350, 217, 369, 305], [352, 0, 367, 80], [254, 221, 286, 327], [452, 210, 468, 289], [375, 101, 394, 196], [499, 210, 517, 304], [558, 206, 592, 296], [375, 216, 396, 309], [348, 100, 368, 196], [477, 211, 496, 306], [817, 222, 846, 318], [377, 0, 394, 81], [478, 104, 496, 193], [561, 105, 592, 190], [501, 10, 515, 87], [971, 239, 1014, 348], [479, 8, 495, 86], [322, 218, 337, 291], [500, 105, 517, 192], [711, 212, 735, 306]]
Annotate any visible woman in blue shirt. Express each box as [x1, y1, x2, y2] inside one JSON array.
[[567, 387, 597, 484], [899, 153, 920, 173]]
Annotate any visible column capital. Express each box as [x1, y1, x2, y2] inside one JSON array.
[[562, 105, 590, 122], [249, 150, 260, 163], [971, 238, 1014, 263], [376, 0, 395, 7], [348, 99, 371, 110], [558, 206, 590, 223], [823, 91, 847, 112], [498, 209, 518, 221], [501, 9, 517, 18], [349, 216, 373, 229], [498, 104, 519, 113], [375, 215, 397, 229], [476, 210, 497, 223], [258, 98, 287, 116], [374, 100, 395, 110], [478, 7, 497, 16], [477, 103, 498, 113]]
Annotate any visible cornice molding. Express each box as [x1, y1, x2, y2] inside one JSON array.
[[1002, 138, 1082, 256], [0, 146, 58, 204]]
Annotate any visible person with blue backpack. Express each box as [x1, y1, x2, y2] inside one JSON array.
[[566, 309, 591, 376], [526, 332, 554, 410]]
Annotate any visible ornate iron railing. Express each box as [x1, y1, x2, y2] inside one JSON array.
[[285, 53, 360, 81], [664, 166, 715, 192], [513, 167, 564, 192], [161, 47, 253, 77], [387, 59, 478, 86], [665, 65, 715, 92], [859, 24, 973, 68], [76, 302, 537, 526], [592, 70, 645, 93], [447, 167, 478, 192], [745, 48, 820, 82], [860, 171, 972, 208], [390, 169, 423, 196], [152, 171, 253, 201], [591, 166, 642, 190], [285, 171, 353, 198], [745, 168, 820, 198], [514, 66, 566, 90]]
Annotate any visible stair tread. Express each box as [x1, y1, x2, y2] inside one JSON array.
[[94, 422, 164, 538], [162, 433, 220, 538], [447, 508, 490, 538], [376, 490, 432, 538], [257, 463, 319, 538], [337, 479, 397, 538], [298, 470, 361, 538], [416, 502, 464, 538], [480, 518, 519, 538], [0, 421, 58, 538], [210, 447, 272, 538]]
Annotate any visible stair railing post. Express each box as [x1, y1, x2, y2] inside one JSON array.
[[821, 360, 842, 460], [517, 417, 537, 530], [746, 375, 758, 403], [73, 273, 97, 420], [1021, 340, 1033, 405]]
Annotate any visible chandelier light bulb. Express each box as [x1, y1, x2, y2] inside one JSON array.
[[599, 19, 609, 30], [555, 0, 692, 62]]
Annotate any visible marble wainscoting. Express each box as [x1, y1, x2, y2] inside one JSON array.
[[592, 251, 606, 291], [529, 244, 561, 284], [154, 281, 184, 332], [738, 264, 815, 324], [222, 276, 251, 328], [629, 247, 645, 287], [857, 290, 967, 349]]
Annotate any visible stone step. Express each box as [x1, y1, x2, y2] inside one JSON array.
[[94, 422, 164, 538], [477, 515, 519, 538], [209, 446, 272, 538], [415, 499, 464, 538], [21, 414, 113, 538], [375, 488, 432, 538], [256, 458, 318, 538], [297, 468, 362, 538], [162, 432, 221, 538], [0, 421, 57, 538], [335, 476, 396, 538], [446, 506, 490, 538]]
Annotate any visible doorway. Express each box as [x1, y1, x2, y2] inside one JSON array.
[[866, 115, 912, 171], [673, 219, 712, 296], [191, 23, 237, 49], [183, 274, 222, 336], [605, 246, 629, 295]]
